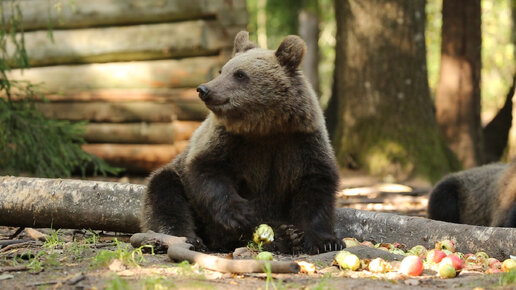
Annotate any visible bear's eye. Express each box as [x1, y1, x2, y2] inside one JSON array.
[[218, 69, 222, 75], [233, 70, 247, 80]]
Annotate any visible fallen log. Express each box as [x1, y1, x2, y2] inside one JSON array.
[[0, 177, 515, 259], [82, 142, 188, 172], [7, 20, 228, 67], [8, 56, 220, 92], [334, 209, 516, 260], [0, 176, 143, 233], [130, 232, 300, 273], [83, 121, 201, 144]]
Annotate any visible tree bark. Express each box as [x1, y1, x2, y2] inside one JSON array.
[[0, 177, 515, 259], [331, 0, 458, 182], [435, 0, 482, 168], [0, 176, 143, 233], [7, 20, 228, 67]]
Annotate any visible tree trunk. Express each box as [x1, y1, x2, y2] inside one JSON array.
[[435, 0, 482, 168], [331, 0, 458, 182], [298, 10, 319, 95]]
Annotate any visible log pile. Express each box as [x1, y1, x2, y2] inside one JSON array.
[[5, 0, 247, 172]]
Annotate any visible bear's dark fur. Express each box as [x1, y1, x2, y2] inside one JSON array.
[[140, 31, 344, 253], [428, 162, 516, 227]]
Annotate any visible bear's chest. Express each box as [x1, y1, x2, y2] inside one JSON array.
[[229, 136, 304, 199]]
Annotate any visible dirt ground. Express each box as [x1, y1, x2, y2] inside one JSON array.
[[0, 171, 514, 289]]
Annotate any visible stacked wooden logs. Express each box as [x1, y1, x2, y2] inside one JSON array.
[[5, 0, 247, 172]]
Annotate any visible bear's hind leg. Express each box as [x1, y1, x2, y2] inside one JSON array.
[[141, 167, 203, 248], [428, 176, 461, 223]]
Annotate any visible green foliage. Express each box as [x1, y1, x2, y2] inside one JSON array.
[[91, 239, 151, 268], [0, 1, 121, 178], [500, 268, 516, 286]]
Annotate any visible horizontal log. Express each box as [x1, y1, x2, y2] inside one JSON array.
[[8, 20, 229, 67], [2, 0, 247, 31], [0, 176, 515, 259], [83, 121, 201, 144], [335, 209, 516, 260], [31, 89, 198, 102], [0, 176, 143, 233], [35, 101, 208, 122], [82, 142, 188, 172], [8, 57, 221, 92]]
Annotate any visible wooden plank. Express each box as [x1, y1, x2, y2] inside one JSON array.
[[8, 57, 221, 92], [35, 101, 209, 122], [83, 121, 201, 144], [82, 142, 188, 172], [8, 20, 229, 67], [3, 0, 247, 31]]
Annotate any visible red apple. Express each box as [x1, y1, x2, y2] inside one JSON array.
[[441, 255, 463, 271], [399, 256, 423, 276], [427, 249, 447, 264], [488, 258, 501, 269]]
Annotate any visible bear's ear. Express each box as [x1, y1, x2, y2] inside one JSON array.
[[232, 31, 256, 56], [275, 35, 306, 72]]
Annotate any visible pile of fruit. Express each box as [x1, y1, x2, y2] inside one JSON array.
[[335, 238, 516, 278]]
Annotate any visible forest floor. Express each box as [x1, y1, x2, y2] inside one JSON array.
[[0, 170, 514, 289]]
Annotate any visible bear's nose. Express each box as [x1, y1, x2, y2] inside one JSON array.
[[196, 85, 210, 100]]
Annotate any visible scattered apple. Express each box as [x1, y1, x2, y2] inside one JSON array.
[[343, 237, 360, 248], [488, 258, 501, 269], [368, 257, 392, 273], [408, 245, 427, 258], [439, 263, 457, 278], [441, 255, 463, 272], [399, 256, 423, 276], [361, 241, 375, 247], [334, 251, 360, 271], [502, 259, 516, 272], [436, 240, 455, 252], [475, 251, 489, 260], [253, 224, 274, 245], [427, 249, 447, 264]]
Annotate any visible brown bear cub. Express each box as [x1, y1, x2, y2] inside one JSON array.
[[141, 31, 344, 253], [428, 162, 516, 227]]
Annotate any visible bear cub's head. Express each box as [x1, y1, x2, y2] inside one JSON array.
[[196, 31, 322, 135]]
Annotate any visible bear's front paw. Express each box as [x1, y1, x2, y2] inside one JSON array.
[[219, 199, 257, 233], [304, 234, 345, 254]]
